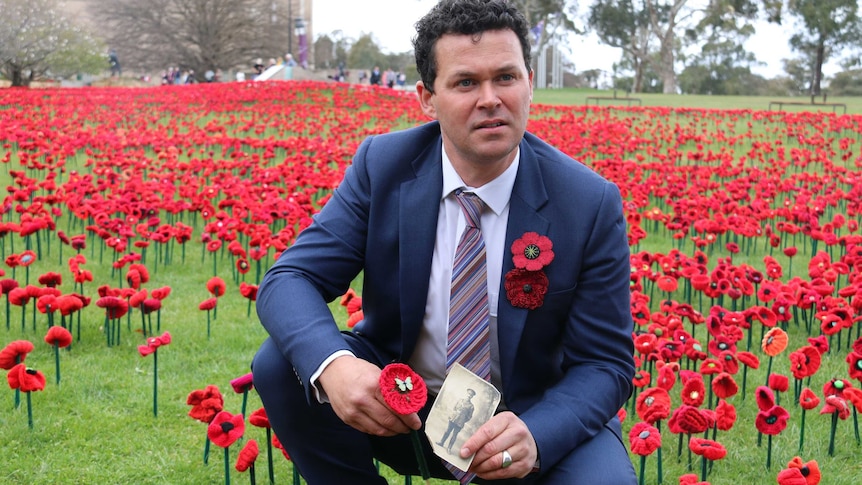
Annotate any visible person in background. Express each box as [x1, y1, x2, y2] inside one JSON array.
[[252, 0, 636, 483]]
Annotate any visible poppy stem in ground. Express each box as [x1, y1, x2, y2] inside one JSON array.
[[25, 391, 34, 428], [766, 434, 772, 470], [224, 446, 231, 485], [248, 464, 256, 485], [701, 455, 708, 481], [854, 408, 860, 444], [153, 349, 159, 417], [798, 410, 807, 452], [53, 343, 61, 385], [266, 427, 274, 485], [204, 435, 211, 464], [656, 421, 663, 483], [638, 456, 645, 485], [828, 412, 838, 456]]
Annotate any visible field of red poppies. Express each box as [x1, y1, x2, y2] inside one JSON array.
[[2, 81, 862, 484]]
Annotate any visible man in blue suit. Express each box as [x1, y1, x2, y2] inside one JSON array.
[[252, 0, 636, 483]]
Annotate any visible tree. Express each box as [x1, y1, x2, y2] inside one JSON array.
[[588, 0, 652, 93], [96, 0, 292, 77], [781, 0, 862, 95], [0, 0, 105, 87]]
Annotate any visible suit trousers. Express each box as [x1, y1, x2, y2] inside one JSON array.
[[251, 335, 636, 484]]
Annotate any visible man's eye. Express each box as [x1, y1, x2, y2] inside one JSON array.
[[458, 79, 474, 87]]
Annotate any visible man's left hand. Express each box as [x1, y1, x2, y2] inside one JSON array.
[[459, 411, 538, 479]]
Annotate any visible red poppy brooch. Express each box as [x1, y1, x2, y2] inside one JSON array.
[[504, 232, 554, 310]]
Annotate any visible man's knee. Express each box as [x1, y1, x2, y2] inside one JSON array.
[[251, 338, 301, 398], [541, 418, 636, 485]]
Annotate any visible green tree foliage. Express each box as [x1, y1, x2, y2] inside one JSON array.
[[0, 0, 105, 87], [782, 0, 862, 95], [588, 0, 652, 93]]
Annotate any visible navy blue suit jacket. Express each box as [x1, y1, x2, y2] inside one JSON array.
[[256, 121, 635, 471]]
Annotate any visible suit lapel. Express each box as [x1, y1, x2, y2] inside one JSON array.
[[398, 141, 443, 360], [497, 139, 550, 389]]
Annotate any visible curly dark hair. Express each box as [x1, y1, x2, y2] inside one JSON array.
[[412, 0, 532, 93]]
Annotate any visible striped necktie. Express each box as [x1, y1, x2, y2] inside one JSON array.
[[445, 190, 490, 484]]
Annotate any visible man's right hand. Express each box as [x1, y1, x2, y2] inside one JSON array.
[[317, 355, 422, 436]]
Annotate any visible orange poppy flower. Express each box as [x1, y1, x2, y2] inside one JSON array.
[[762, 327, 789, 356]]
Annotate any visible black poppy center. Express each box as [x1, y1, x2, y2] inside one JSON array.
[[523, 244, 541, 260], [221, 422, 235, 432], [522, 284, 532, 294]]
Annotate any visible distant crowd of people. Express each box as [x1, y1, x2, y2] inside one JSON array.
[[358, 66, 407, 89]]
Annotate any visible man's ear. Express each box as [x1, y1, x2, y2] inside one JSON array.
[[416, 81, 437, 120]]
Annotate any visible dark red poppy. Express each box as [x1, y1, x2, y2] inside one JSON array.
[[755, 405, 790, 435], [0, 278, 20, 297], [230, 372, 254, 394], [510, 232, 554, 271], [670, 405, 710, 434], [187, 384, 224, 423], [235, 439, 259, 472], [44, 326, 73, 348], [628, 421, 662, 456], [504, 268, 548, 309], [235, 258, 250, 274], [206, 276, 227, 297], [0, 340, 35, 369], [141, 298, 161, 314], [37, 272, 62, 287], [378, 363, 427, 415], [6, 363, 46, 392], [807, 335, 829, 354], [689, 437, 727, 461], [847, 352, 862, 381], [208, 411, 245, 448], [96, 296, 129, 319]]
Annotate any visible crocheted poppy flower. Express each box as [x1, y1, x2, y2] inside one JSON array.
[[807, 335, 829, 354], [138, 331, 171, 356], [230, 373, 254, 394], [504, 268, 549, 310], [0, 340, 35, 369], [37, 272, 62, 287], [688, 438, 727, 461], [235, 258, 251, 275], [655, 364, 677, 390], [711, 372, 739, 400], [715, 399, 736, 431], [790, 345, 822, 380], [777, 456, 821, 485], [44, 326, 72, 348], [736, 351, 760, 370], [199, 297, 218, 311], [239, 282, 258, 301], [794, 388, 819, 412], [762, 327, 789, 356], [769, 373, 790, 393], [628, 421, 662, 456], [755, 405, 790, 435], [633, 371, 651, 388], [248, 407, 270, 429], [510, 232, 554, 271], [820, 395, 851, 420], [822, 378, 851, 398], [235, 439, 259, 472], [633, 333, 659, 356], [187, 384, 224, 423], [846, 351, 862, 381], [378, 363, 427, 415], [18, 250, 37, 267], [206, 276, 226, 297], [670, 405, 710, 434], [699, 358, 723, 376], [681, 376, 706, 407], [756, 386, 776, 411], [635, 387, 671, 424], [208, 411, 245, 448], [6, 363, 46, 392]]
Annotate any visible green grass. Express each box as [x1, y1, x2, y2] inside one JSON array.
[[3, 84, 862, 484]]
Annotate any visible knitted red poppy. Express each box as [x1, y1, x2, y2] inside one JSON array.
[[235, 439, 259, 472], [206, 276, 227, 297], [769, 373, 790, 393], [681, 376, 705, 407], [711, 372, 739, 400], [671, 405, 709, 434], [230, 373, 254, 394], [378, 363, 427, 415], [510, 232, 554, 271], [628, 421, 661, 456], [504, 268, 549, 310], [187, 385, 224, 423], [846, 351, 862, 381], [44, 326, 73, 348], [755, 386, 776, 411], [755, 405, 790, 435], [239, 282, 258, 301], [688, 437, 727, 461], [0, 340, 35, 370], [799, 387, 820, 411], [790, 345, 822, 380], [715, 399, 736, 431], [208, 411, 245, 448], [6, 363, 46, 392], [777, 456, 821, 485], [635, 387, 671, 424], [248, 407, 270, 428], [736, 351, 760, 370], [199, 297, 218, 311], [820, 395, 851, 420]]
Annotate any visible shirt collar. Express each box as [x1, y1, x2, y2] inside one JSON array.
[[441, 144, 519, 217]]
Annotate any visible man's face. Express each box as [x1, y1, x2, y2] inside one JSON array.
[[417, 29, 533, 185]]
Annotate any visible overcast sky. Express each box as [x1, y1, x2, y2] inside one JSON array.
[[312, 0, 840, 80]]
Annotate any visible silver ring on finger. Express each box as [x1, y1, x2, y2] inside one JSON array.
[[501, 449, 513, 469]]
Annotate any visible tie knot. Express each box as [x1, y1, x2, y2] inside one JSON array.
[[455, 191, 484, 228]]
